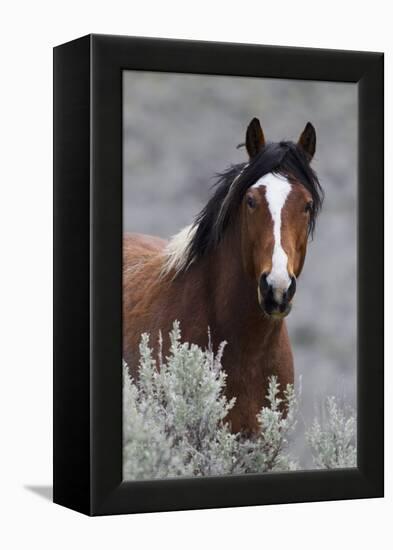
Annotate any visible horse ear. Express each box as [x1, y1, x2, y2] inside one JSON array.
[[298, 122, 316, 161], [246, 118, 266, 159]]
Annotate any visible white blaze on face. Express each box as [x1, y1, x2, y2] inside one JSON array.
[[252, 173, 292, 302]]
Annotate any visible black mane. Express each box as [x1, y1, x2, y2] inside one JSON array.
[[186, 141, 324, 269]]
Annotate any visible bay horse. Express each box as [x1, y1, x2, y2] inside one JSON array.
[[123, 118, 323, 434]]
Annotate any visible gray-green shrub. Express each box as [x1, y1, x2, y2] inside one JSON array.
[[123, 321, 356, 480], [305, 396, 357, 469]]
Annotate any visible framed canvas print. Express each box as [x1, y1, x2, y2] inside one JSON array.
[[53, 34, 384, 516]]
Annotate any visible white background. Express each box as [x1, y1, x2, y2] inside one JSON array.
[[0, 1, 390, 548]]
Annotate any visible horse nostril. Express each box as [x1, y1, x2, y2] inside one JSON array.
[[259, 272, 270, 297], [286, 276, 297, 301]]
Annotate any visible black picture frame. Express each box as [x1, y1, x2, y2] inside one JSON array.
[[53, 34, 384, 516]]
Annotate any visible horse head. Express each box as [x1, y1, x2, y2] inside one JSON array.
[[239, 118, 321, 319]]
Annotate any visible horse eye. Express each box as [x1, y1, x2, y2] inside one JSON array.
[[247, 196, 257, 209], [304, 201, 313, 213]]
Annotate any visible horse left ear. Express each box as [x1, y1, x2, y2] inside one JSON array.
[[298, 122, 316, 161], [246, 118, 266, 159]]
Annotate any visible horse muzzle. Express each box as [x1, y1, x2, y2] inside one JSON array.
[[258, 273, 296, 319]]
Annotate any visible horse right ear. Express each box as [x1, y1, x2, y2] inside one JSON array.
[[246, 118, 266, 159], [297, 122, 316, 161]]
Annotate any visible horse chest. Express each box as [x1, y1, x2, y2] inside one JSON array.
[[221, 325, 294, 434]]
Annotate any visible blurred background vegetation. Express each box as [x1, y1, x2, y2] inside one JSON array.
[[123, 71, 357, 468]]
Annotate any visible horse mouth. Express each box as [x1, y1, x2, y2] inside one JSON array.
[[257, 287, 293, 319], [265, 305, 292, 320]]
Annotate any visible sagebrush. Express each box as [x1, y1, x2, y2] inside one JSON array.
[[123, 322, 356, 480], [305, 396, 357, 468]]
